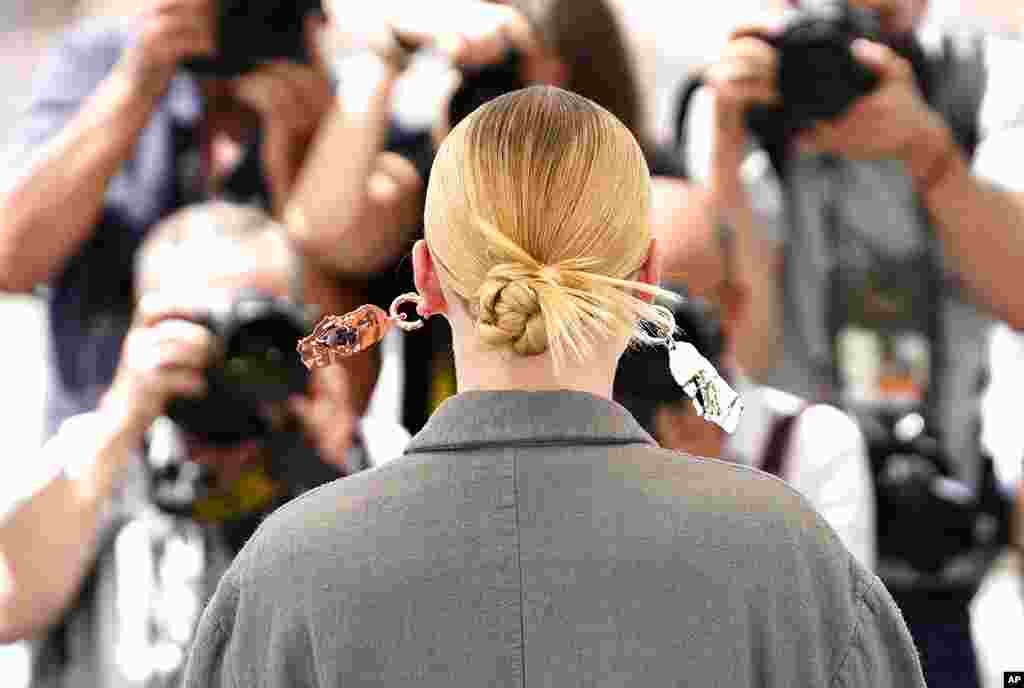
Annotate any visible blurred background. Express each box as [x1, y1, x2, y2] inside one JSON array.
[[0, 1, 1021, 687]]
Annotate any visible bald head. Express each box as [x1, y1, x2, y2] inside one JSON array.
[[650, 179, 734, 303]]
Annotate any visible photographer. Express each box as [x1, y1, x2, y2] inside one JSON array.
[[0, 0, 367, 443], [0, 201, 409, 687], [615, 284, 876, 570], [676, 1, 1024, 686], [284, 0, 689, 432]]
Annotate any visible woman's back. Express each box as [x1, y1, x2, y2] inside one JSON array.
[[185, 390, 923, 687], [184, 86, 924, 687]]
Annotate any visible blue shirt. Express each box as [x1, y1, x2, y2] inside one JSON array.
[[5, 20, 273, 439]]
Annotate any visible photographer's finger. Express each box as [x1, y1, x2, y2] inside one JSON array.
[[156, 0, 216, 23], [153, 1, 215, 35], [157, 25, 217, 60], [136, 292, 209, 327], [150, 320, 216, 359], [852, 39, 912, 82], [158, 368, 208, 399], [728, 37, 777, 69], [728, 14, 787, 42], [706, 64, 778, 106], [138, 12, 215, 63]]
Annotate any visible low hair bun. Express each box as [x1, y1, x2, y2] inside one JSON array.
[[477, 263, 560, 356]]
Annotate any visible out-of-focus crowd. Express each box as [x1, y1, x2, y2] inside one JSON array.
[[0, 1, 1022, 687]]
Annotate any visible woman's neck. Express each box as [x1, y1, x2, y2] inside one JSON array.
[[451, 335, 620, 400]]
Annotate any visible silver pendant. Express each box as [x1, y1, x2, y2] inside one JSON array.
[[668, 341, 744, 433]]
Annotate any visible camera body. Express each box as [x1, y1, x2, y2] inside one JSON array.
[[165, 290, 311, 446], [447, 50, 526, 131], [747, 0, 883, 135], [855, 408, 1009, 576], [183, 0, 324, 78]]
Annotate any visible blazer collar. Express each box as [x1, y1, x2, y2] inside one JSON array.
[[406, 390, 656, 454]]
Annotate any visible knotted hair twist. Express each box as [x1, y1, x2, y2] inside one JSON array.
[[478, 263, 563, 356]]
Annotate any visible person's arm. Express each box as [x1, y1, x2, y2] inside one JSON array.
[[283, 32, 424, 276], [286, 2, 543, 277], [0, 2, 216, 293], [905, 121, 1024, 329], [0, 413, 142, 643], [0, 300, 212, 642], [0, 47, 160, 293], [654, 78, 787, 379]]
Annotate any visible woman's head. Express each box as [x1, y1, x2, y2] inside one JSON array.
[[418, 85, 675, 379]]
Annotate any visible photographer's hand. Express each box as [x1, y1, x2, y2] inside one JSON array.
[[116, 0, 217, 98], [389, 1, 542, 72], [288, 364, 357, 474], [704, 23, 783, 175], [676, 20, 789, 380], [101, 294, 215, 442], [798, 39, 945, 164], [233, 15, 334, 217]]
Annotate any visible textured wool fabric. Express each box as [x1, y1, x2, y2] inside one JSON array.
[[184, 390, 924, 687]]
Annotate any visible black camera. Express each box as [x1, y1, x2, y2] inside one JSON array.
[[165, 290, 312, 446], [183, 0, 324, 78], [856, 409, 1010, 576], [745, 0, 883, 135], [447, 50, 526, 131], [673, 0, 885, 172]]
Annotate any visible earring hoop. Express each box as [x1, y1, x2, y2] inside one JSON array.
[[389, 292, 426, 332]]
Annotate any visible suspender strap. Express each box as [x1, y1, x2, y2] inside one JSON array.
[[760, 406, 808, 478]]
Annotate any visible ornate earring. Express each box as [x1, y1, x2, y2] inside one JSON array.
[[665, 338, 744, 434], [297, 293, 427, 370]]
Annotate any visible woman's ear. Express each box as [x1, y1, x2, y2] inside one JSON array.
[[412, 239, 448, 317], [636, 237, 662, 303]]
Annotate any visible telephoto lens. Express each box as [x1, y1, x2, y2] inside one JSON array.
[[165, 291, 311, 446]]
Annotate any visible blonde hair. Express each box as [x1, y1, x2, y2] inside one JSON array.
[[424, 86, 677, 369]]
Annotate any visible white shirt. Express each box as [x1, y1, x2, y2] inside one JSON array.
[[359, 413, 411, 469], [361, 328, 411, 468], [726, 379, 877, 570]]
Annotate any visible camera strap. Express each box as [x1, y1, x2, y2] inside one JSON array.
[[760, 404, 809, 479]]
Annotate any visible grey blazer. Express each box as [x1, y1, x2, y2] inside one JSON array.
[[184, 390, 925, 687]]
